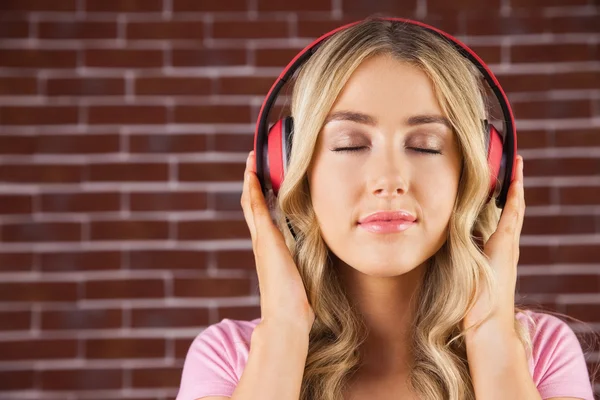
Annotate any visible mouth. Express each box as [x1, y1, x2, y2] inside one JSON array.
[[358, 219, 416, 234]]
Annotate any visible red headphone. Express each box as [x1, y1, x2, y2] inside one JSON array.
[[252, 17, 517, 237]]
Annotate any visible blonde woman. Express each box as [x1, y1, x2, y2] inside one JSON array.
[[176, 16, 597, 400]]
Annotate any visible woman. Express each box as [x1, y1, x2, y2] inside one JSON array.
[[176, 17, 596, 400]]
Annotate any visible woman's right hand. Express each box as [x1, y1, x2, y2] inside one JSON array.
[[240, 150, 315, 335]]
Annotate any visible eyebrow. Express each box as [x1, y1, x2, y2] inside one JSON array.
[[324, 110, 453, 130]]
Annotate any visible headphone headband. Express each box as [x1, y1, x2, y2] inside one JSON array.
[[254, 17, 517, 209]]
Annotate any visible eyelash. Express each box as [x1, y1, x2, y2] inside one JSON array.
[[332, 146, 442, 155]]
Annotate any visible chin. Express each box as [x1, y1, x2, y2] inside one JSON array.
[[353, 260, 419, 277]]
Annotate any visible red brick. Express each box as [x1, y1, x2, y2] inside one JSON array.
[[0, 164, 84, 183], [41, 192, 120, 212], [0, 106, 78, 125], [217, 306, 261, 322], [47, 78, 125, 96], [559, 187, 600, 206], [90, 220, 169, 240], [174, 105, 251, 124], [0, 252, 33, 271], [88, 162, 169, 182], [217, 76, 275, 95], [135, 77, 211, 95], [512, 43, 596, 63], [39, 21, 117, 39], [516, 130, 550, 149], [131, 307, 209, 328], [511, 0, 588, 7], [0, 310, 31, 330], [88, 105, 166, 124], [173, 277, 250, 297], [0, 0, 77, 12], [179, 161, 244, 182], [85, 0, 163, 12], [0, 281, 78, 302], [313, 0, 377, 12], [518, 275, 600, 294], [468, 45, 502, 64], [128, 133, 208, 153], [429, 0, 500, 12], [172, 48, 247, 67], [128, 250, 208, 270], [0, 194, 33, 214], [41, 368, 122, 390], [0, 76, 38, 95], [0, 20, 29, 38], [555, 129, 600, 147], [512, 99, 592, 119], [131, 367, 182, 388], [500, 71, 600, 92], [464, 14, 546, 36], [0, 49, 77, 68], [550, 15, 600, 33], [297, 16, 367, 38], [42, 309, 122, 330], [522, 215, 596, 235], [127, 21, 204, 40], [0, 371, 34, 390], [40, 251, 121, 271], [84, 279, 165, 300], [1, 222, 81, 242], [255, 47, 306, 67], [556, 245, 600, 264], [524, 157, 599, 177], [213, 133, 254, 152], [85, 338, 165, 358], [177, 220, 249, 240], [130, 191, 208, 211], [563, 304, 600, 323], [173, 0, 247, 12], [523, 186, 552, 206], [215, 249, 255, 270], [213, 191, 243, 211], [519, 245, 553, 265], [85, 49, 163, 68], [0, 339, 78, 360], [212, 20, 289, 39], [34, 133, 120, 154]]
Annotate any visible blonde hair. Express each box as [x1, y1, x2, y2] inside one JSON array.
[[269, 15, 599, 400]]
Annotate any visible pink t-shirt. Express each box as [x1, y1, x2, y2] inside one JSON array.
[[175, 309, 595, 400]]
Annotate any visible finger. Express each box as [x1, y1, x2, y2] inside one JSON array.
[[497, 156, 523, 239], [241, 151, 257, 242], [515, 156, 526, 240], [246, 151, 275, 234]]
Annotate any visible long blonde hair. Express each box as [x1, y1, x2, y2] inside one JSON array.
[[269, 16, 598, 400]]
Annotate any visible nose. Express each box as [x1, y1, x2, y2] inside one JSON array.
[[368, 150, 409, 199]]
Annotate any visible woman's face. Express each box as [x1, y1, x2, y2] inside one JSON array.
[[307, 54, 463, 277]]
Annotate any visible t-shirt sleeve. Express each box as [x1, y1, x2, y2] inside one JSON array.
[[530, 313, 595, 400], [175, 323, 239, 400]]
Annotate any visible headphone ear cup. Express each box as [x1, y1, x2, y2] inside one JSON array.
[[266, 116, 294, 197], [486, 122, 504, 204]]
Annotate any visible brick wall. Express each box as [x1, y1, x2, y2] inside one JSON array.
[[0, 0, 598, 399]]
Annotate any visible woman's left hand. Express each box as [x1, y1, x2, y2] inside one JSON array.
[[463, 154, 526, 333]]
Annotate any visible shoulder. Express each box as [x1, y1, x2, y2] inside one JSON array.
[[189, 317, 261, 364], [175, 317, 261, 400], [516, 309, 595, 399]]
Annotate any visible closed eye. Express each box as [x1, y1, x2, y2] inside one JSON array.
[[332, 147, 442, 155]]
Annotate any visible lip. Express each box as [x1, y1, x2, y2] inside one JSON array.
[[358, 220, 416, 234], [358, 210, 417, 224]]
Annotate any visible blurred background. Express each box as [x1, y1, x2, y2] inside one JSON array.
[[0, 0, 598, 399]]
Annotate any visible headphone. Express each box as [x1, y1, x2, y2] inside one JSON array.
[[252, 17, 517, 239]]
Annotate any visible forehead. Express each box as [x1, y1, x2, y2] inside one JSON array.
[[327, 55, 446, 126]]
